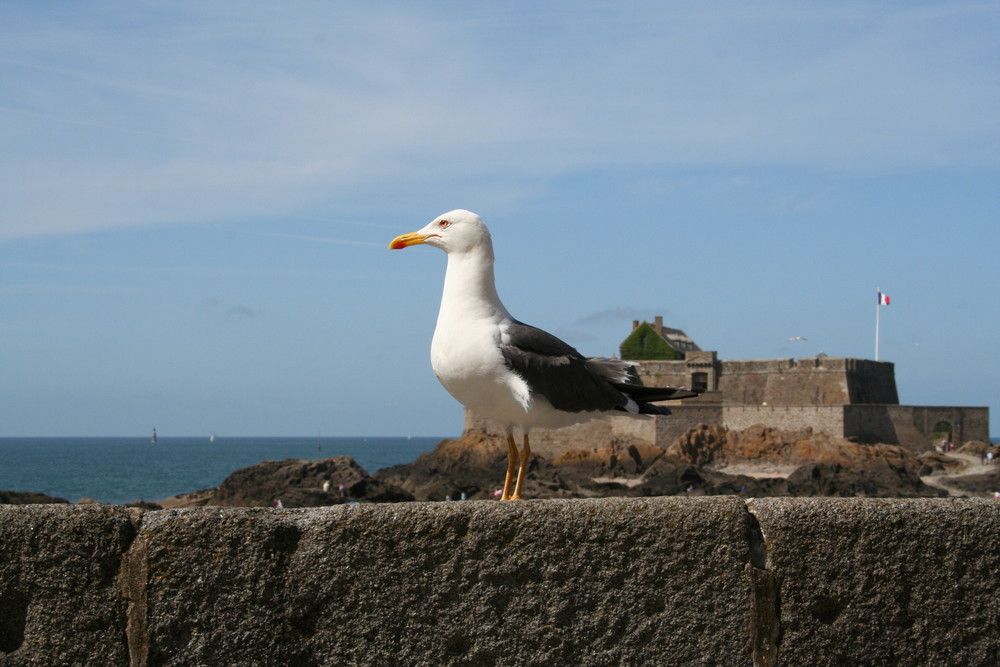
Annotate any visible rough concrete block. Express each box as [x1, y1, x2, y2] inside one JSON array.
[[0, 504, 137, 666], [747, 498, 1000, 666], [130, 497, 754, 666]]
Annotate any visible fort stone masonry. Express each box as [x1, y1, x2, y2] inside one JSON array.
[[466, 316, 989, 457]]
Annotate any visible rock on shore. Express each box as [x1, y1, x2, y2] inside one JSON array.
[[373, 423, 952, 501], [157, 456, 413, 509], [0, 490, 69, 505], [7, 424, 990, 508]]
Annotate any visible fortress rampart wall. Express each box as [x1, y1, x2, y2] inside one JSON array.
[[721, 405, 847, 434], [635, 356, 899, 406], [466, 403, 989, 456]]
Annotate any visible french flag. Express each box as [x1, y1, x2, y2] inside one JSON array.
[[878, 292, 890, 306]]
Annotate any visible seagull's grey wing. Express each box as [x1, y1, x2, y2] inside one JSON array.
[[499, 321, 627, 413]]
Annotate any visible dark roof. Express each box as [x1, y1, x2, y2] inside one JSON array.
[[659, 326, 701, 354]]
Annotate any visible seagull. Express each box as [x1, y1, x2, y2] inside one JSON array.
[[788, 336, 808, 342], [389, 210, 696, 500]]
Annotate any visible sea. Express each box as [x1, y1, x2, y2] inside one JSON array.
[[0, 436, 442, 505]]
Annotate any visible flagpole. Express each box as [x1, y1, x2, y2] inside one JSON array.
[[875, 287, 880, 361]]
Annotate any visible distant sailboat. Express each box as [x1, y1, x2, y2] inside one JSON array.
[[151, 428, 158, 444], [209, 433, 216, 443]]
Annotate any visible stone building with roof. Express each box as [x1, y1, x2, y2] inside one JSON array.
[[615, 317, 988, 451]]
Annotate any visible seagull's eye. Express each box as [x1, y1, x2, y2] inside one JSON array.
[[437, 219, 451, 229]]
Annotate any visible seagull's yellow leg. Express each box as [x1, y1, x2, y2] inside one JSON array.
[[511, 433, 531, 500], [501, 431, 518, 500]]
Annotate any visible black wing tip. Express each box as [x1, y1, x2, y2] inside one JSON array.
[[613, 403, 672, 416], [613, 383, 702, 402]]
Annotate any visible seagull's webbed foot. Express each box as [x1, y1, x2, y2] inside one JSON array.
[[500, 431, 518, 501], [511, 433, 531, 500]]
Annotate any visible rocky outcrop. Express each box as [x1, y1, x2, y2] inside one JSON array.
[[374, 433, 712, 500], [917, 450, 969, 475], [6, 426, 966, 509], [0, 490, 69, 505], [957, 440, 995, 455], [159, 456, 413, 509], [375, 431, 509, 500], [375, 424, 948, 501], [664, 423, 944, 497], [667, 423, 919, 470], [925, 467, 1000, 495]]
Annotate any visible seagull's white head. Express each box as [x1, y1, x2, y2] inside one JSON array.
[[389, 209, 493, 256]]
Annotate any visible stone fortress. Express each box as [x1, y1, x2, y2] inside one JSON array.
[[467, 316, 990, 457]]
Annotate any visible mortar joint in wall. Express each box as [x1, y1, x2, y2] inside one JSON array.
[[744, 500, 781, 667]]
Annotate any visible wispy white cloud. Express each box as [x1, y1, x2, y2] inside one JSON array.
[[1, 1, 997, 241], [240, 231, 384, 247]]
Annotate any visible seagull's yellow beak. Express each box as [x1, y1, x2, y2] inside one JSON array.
[[389, 232, 433, 250]]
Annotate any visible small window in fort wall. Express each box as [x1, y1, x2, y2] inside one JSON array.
[[692, 372, 708, 393]]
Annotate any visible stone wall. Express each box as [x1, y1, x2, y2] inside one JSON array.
[[630, 359, 692, 390], [652, 405, 723, 446], [1, 499, 998, 666], [843, 358, 900, 404], [465, 404, 989, 455], [635, 356, 900, 407], [467, 406, 719, 458], [721, 405, 847, 435], [883, 405, 992, 448], [842, 404, 901, 444]]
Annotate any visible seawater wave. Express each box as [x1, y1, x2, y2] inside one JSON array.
[[0, 436, 441, 505]]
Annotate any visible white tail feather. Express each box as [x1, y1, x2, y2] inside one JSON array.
[[585, 357, 638, 384]]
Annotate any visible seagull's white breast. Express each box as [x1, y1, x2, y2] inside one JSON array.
[[431, 314, 533, 425], [431, 315, 605, 431]]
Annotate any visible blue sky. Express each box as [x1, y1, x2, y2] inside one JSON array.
[[2, 1, 997, 437]]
